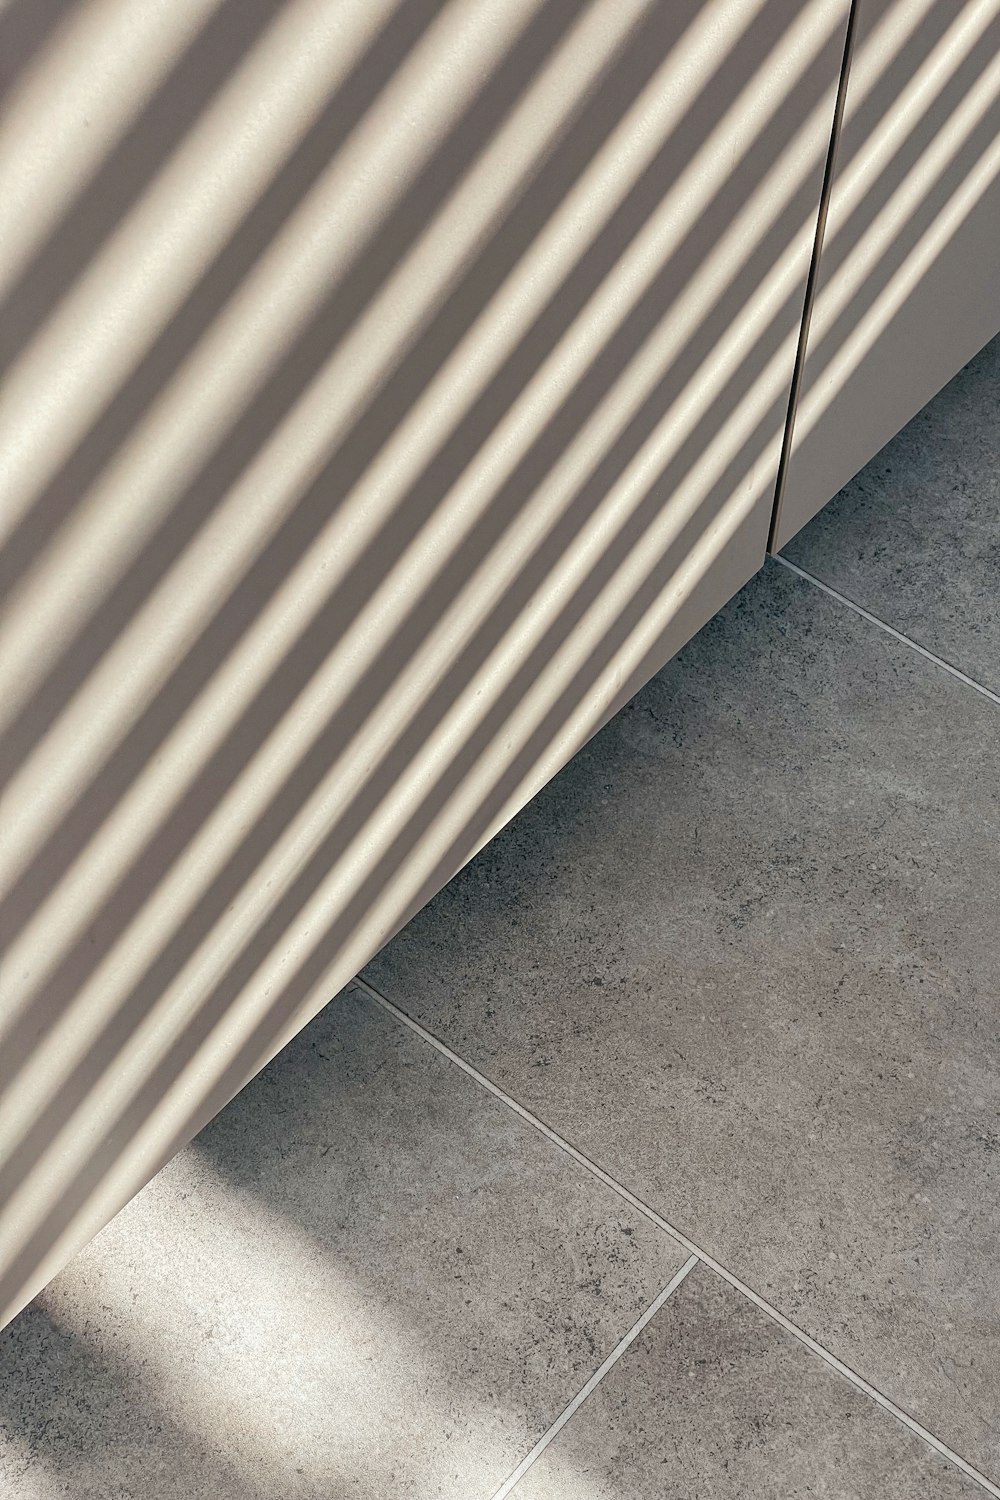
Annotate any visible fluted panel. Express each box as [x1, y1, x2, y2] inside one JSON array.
[[773, 0, 1000, 547], [0, 0, 849, 1327]]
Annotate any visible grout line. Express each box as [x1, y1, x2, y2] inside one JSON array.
[[352, 978, 689, 1254], [488, 1256, 699, 1499], [354, 976, 1000, 1499], [773, 553, 1000, 706]]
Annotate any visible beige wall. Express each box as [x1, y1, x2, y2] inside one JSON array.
[[0, 0, 849, 1328], [772, 0, 1000, 549]]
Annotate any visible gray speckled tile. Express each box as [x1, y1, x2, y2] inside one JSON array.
[[783, 332, 1000, 694], [0, 986, 686, 1500], [365, 561, 1000, 1478], [512, 1264, 984, 1500]]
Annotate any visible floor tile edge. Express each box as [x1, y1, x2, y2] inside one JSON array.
[[772, 554, 1000, 707], [353, 977, 1000, 1498], [488, 1256, 699, 1500]]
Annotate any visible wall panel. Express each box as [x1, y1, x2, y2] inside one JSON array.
[[0, 0, 849, 1328], [773, 0, 1000, 549]]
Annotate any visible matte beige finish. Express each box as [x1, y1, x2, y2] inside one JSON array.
[[0, 0, 849, 1329], [772, 0, 1000, 549]]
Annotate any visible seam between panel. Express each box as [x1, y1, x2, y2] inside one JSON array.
[[768, 0, 860, 553]]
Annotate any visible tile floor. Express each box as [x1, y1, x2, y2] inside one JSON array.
[[1, 334, 998, 1497]]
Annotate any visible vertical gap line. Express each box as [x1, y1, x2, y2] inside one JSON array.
[[768, 0, 860, 553]]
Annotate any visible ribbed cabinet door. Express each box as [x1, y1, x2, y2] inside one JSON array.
[[773, 0, 1000, 549], [0, 0, 849, 1327]]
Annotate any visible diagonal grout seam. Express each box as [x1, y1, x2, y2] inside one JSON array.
[[489, 1255, 699, 1499], [353, 975, 1000, 1499], [773, 553, 1000, 707]]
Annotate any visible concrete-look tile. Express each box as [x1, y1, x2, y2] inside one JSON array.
[[512, 1265, 984, 1499], [0, 987, 687, 1500], [366, 561, 1000, 1477], [783, 331, 1000, 693]]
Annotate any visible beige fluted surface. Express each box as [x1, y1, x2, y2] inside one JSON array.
[[0, 0, 849, 1329], [773, 0, 1000, 549]]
